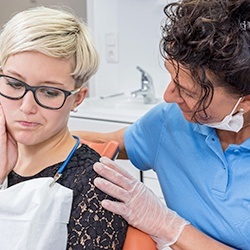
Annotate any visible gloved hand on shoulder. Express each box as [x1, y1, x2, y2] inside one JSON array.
[[93, 157, 189, 249]]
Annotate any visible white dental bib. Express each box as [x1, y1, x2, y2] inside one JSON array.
[[0, 177, 73, 250]]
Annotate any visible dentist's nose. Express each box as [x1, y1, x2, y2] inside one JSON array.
[[163, 81, 183, 104]]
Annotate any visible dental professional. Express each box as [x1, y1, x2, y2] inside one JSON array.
[[73, 0, 250, 249], [0, 6, 128, 249]]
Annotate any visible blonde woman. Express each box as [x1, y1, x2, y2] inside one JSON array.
[[0, 6, 127, 249]]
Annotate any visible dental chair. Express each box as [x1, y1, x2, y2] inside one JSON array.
[[80, 139, 120, 160], [81, 139, 157, 250]]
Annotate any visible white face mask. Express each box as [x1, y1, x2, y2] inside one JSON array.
[[204, 98, 244, 133]]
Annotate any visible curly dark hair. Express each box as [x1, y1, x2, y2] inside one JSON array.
[[161, 0, 250, 117]]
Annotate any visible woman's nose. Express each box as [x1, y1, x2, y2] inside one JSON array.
[[19, 91, 37, 113], [163, 81, 183, 104]]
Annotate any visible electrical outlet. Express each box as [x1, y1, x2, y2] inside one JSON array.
[[105, 33, 119, 63]]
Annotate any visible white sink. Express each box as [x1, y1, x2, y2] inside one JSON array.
[[83, 95, 160, 111], [75, 94, 162, 123]]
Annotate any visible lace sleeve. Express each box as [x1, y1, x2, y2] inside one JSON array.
[[64, 146, 128, 249]]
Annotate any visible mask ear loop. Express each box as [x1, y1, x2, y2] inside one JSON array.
[[231, 97, 243, 116], [236, 96, 244, 115]]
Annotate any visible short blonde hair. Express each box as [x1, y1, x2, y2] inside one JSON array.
[[0, 6, 99, 87]]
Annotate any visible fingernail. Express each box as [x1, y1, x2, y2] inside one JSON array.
[[94, 162, 102, 171], [99, 156, 108, 162]]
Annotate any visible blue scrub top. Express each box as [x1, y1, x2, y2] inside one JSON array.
[[124, 102, 250, 249]]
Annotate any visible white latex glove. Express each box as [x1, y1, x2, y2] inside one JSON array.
[[93, 157, 189, 249]]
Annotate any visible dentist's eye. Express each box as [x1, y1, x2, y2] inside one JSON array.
[[180, 89, 194, 98]]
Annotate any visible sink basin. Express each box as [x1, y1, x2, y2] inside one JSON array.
[[82, 95, 160, 111], [74, 94, 162, 123]]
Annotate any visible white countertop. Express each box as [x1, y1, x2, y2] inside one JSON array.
[[70, 95, 161, 124]]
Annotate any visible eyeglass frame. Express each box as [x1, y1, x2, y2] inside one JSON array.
[[0, 74, 81, 110]]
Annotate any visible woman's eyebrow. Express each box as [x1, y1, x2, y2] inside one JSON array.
[[43, 80, 65, 86], [4, 69, 65, 86], [4, 69, 22, 78]]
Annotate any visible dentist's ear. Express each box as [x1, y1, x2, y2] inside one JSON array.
[[240, 95, 250, 113]]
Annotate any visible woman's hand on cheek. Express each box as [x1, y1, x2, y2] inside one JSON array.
[[0, 104, 18, 184]]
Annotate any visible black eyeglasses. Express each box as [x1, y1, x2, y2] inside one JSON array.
[[0, 74, 80, 110]]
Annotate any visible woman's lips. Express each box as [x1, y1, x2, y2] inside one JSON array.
[[18, 121, 40, 127]]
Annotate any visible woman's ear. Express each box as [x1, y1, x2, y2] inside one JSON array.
[[73, 87, 88, 109]]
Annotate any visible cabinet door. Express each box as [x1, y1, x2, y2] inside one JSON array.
[[68, 117, 129, 132]]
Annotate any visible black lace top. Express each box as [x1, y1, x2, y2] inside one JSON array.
[[8, 144, 128, 249]]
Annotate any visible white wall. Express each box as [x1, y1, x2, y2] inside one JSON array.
[[87, 0, 172, 99], [0, 0, 172, 100], [0, 0, 86, 28]]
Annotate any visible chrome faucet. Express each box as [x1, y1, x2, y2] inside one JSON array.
[[131, 66, 157, 104]]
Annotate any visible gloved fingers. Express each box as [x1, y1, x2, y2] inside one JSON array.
[[100, 199, 129, 218], [94, 160, 134, 191], [94, 176, 132, 203], [99, 157, 134, 180]]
